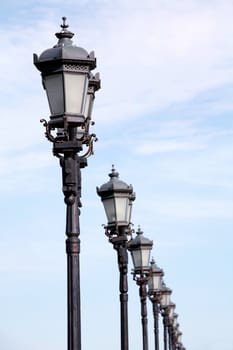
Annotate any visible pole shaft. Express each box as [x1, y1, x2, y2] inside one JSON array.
[[61, 149, 81, 350], [119, 260, 129, 350], [114, 232, 129, 350], [140, 283, 149, 350], [163, 315, 168, 350], [152, 300, 159, 350]]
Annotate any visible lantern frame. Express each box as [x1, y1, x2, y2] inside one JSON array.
[[97, 167, 135, 229], [128, 227, 153, 274], [34, 17, 96, 132]]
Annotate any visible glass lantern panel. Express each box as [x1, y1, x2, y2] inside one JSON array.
[[151, 274, 161, 290], [127, 200, 133, 224], [131, 249, 142, 270], [43, 74, 64, 115], [102, 198, 116, 224], [169, 307, 174, 318], [161, 293, 170, 306], [84, 93, 94, 119], [115, 197, 129, 223], [64, 72, 88, 114], [141, 248, 151, 268]]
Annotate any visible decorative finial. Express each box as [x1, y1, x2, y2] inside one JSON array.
[[150, 257, 155, 265], [55, 16, 74, 42], [136, 225, 143, 235], [61, 16, 69, 31], [109, 164, 119, 178]]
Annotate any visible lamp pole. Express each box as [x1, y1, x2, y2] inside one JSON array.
[[167, 303, 176, 350], [148, 259, 164, 350], [34, 18, 100, 350], [97, 167, 135, 350], [160, 282, 172, 350], [128, 228, 153, 350]]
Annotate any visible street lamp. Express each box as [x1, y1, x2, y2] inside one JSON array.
[[128, 227, 153, 350], [34, 17, 100, 350], [97, 166, 135, 350], [148, 259, 164, 350], [160, 282, 172, 350], [167, 303, 176, 350]]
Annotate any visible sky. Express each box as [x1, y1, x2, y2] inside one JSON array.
[[0, 1, 232, 350]]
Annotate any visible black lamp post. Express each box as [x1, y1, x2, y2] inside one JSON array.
[[160, 282, 172, 350], [34, 17, 100, 350], [167, 303, 176, 350], [148, 259, 164, 350], [128, 228, 153, 350], [97, 166, 135, 350], [171, 313, 178, 350]]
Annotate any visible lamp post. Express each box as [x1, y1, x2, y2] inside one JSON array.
[[175, 332, 183, 350], [167, 303, 176, 350], [34, 17, 100, 350], [148, 259, 164, 350], [172, 312, 179, 350], [97, 166, 135, 350], [128, 228, 153, 350], [160, 282, 172, 350]]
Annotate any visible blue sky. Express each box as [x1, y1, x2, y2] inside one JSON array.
[[0, 1, 232, 350]]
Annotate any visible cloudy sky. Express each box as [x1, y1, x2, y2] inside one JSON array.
[[0, 1, 232, 350]]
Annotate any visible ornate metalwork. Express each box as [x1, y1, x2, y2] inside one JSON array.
[[40, 117, 98, 159], [40, 119, 56, 143]]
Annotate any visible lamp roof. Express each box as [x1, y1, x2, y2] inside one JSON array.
[[128, 227, 153, 250], [150, 258, 164, 276], [97, 165, 135, 198], [34, 17, 96, 73]]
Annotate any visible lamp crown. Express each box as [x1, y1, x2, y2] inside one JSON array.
[[136, 226, 143, 235], [109, 165, 119, 179], [55, 16, 74, 44], [61, 16, 69, 30], [150, 258, 164, 275]]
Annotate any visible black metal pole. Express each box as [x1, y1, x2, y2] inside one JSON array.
[[151, 298, 160, 350], [162, 313, 168, 350], [139, 281, 149, 350], [168, 325, 172, 350], [58, 128, 83, 350], [112, 229, 129, 350]]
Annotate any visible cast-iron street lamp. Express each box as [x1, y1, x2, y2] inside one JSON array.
[[34, 17, 100, 350], [167, 303, 176, 350], [148, 259, 164, 350], [160, 282, 172, 350], [97, 166, 135, 350], [128, 228, 153, 350]]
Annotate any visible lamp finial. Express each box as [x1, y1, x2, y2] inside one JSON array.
[[109, 164, 119, 178]]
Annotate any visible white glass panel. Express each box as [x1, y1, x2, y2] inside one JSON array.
[[103, 198, 116, 223], [84, 94, 94, 119], [151, 275, 161, 290], [161, 293, 170, 306], [148, 278, 152, 291], [127, 200, 133, 223], [64, 73, 88, 114], [141, 248, 151, 268], [169, 307, 174, 318], [44, 74, 64, 115], [131, 250, 142, 269], [115, 197, 129, 223]]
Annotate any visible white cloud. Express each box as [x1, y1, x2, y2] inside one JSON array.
[[1, 0, 233, 127], [140, 196, 233, 219], [137, 139, 205, 154]]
